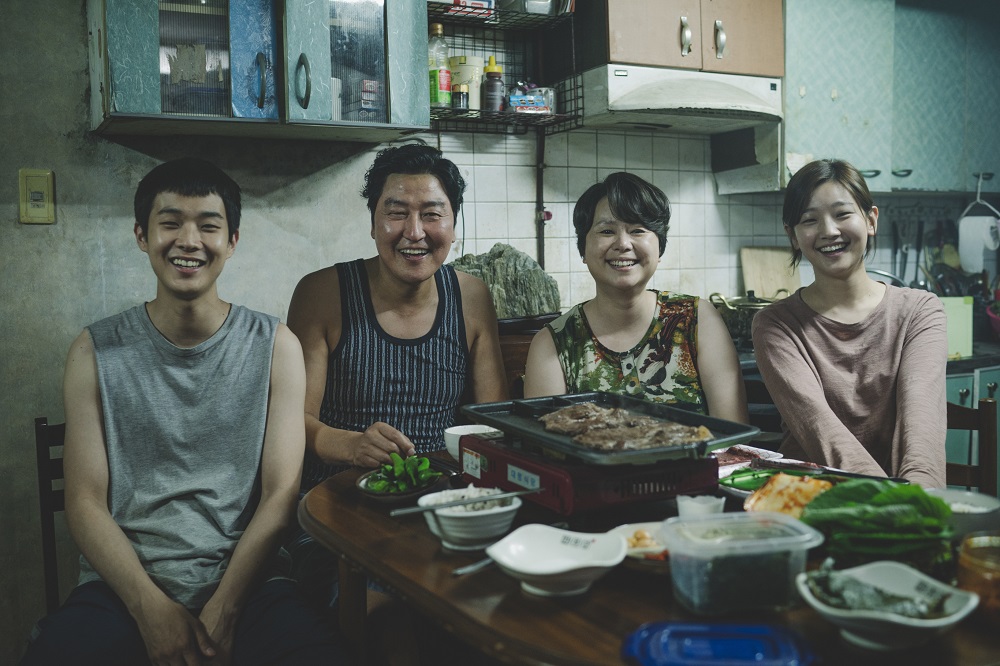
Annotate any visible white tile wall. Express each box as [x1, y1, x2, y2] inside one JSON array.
[[420, 128, 978, 311]]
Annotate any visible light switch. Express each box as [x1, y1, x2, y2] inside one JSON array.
[[19, 168, 55, 224]]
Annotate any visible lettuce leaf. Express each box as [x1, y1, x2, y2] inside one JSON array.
[[799, 479, 953, 568]]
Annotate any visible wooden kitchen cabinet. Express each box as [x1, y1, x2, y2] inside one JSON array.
[[87, 0, 427, 142], [572, 0, 783, 77]]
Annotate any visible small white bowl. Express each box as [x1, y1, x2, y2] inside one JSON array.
[[675, 494, 725, 517], [796, 561, 979, 651], [925, 488, 1000, 540], [444, 425, 501, 461], [486, 523, 627, 597], [417, 487, 520, 551]]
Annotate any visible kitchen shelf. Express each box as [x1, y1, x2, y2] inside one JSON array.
[[427, 5, 573, 31], [426, 5, 581, 136]]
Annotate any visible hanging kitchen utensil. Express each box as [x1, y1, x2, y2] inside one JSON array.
[[910, 220, 925, 287], [739, 247, 800, 299], [956, 176, 1000, 274], [891, 220, 899, 276]]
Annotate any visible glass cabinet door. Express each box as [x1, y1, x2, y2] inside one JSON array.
[[104, 0, 277, 119], [159, 0, 231, 116], [330, 0, 387, 124], [284, 0, 426, 128]]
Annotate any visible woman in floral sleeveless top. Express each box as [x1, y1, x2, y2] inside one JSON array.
[[523, 173, 748, 422]]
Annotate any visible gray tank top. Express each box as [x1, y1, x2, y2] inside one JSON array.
[[301, 260, 469, 490], [82, 304, 277, 609]]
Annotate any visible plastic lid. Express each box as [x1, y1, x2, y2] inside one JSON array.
[[430, 22, 444, 36], [660, 512, 824, 558], [621, 622, 814, 666], [484, 55, 503, 74]]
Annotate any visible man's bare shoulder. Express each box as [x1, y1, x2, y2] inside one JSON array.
[[289, 265, 343, 328], [294, 264, 341, 295], [454, 270, 491, 302]]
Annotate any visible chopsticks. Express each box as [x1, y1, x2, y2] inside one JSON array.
[[389, 488, 543, 517]]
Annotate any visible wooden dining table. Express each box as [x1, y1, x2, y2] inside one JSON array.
[[298, 466, 1000, 666]]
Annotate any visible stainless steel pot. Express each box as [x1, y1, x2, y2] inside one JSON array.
[[709, 290, 787, 343]]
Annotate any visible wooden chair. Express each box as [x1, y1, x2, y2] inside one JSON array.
[[743, 376, 784, 449], [34, 416, 66, 613], [946, 398, 998, 497], [498, 334, 533, 399]]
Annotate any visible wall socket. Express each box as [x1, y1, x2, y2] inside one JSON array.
[[19, 168, 55, 224]]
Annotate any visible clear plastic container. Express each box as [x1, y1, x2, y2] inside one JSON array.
[[660, 512, 824, 616]]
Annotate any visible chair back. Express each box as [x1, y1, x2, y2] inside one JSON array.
[[34, 416, 66, 614], [946, 398, 998, 497], [744, 376, 782, 435]]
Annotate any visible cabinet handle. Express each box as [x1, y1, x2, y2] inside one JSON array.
[[959, 388, 971, 404], [714, 20, 727, 59], [859, 169, 881, 178], [296, 53, 312, 110], [256, 52, 267, 109], [891, 169, 912, 178], [680, 16, 692, 56], [988, 382, 997, 398]]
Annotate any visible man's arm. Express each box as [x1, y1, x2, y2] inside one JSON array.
[[522, 328, 568, 398], [197, 324, 306, 660], [287, 269, 414, 469], [63, 331, 216, 664], [695, 299, 750, 423], [458, 273, 509, 403]]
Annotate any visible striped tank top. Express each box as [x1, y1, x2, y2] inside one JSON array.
[[301, 259, 469, 491]]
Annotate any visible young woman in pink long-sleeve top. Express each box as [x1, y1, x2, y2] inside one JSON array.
[[751, 159, 947, 488]]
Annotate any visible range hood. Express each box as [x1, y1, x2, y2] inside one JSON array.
[[578, 65, 782, 135]]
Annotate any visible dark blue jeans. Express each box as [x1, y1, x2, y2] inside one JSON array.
[[20, 579, 351, 665]]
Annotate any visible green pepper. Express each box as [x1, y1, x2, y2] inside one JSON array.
[[390, 452, 405, 478], [404, 456, 420, 485], [417, 457, 430, 472], [368, 478, 390, 493]]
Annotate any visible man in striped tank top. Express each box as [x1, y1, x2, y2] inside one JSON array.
[[287, 145, 508, 661], [289, 144, 508, 487]]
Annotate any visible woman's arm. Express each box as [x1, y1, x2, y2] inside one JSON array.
[[523, 328, 568, 398], [752, 309, 887, 476], [695, 300, 749, 423], [892, 297, 948, 487]]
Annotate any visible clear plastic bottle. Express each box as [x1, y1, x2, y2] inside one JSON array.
[[428, 23, 451, 108], [482, 55, 504, 113]]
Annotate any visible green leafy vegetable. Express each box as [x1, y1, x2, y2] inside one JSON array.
[[799, 479, 953, 576], [364, 454, 443, 495]]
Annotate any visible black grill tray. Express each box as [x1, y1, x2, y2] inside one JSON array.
[[460, 392, 761, 466]]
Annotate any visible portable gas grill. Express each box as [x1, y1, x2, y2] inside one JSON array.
[[458, 392, 760, 516]]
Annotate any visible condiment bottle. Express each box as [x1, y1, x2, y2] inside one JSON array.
[[451, 84, 469, 110], [428, 23, 451, 108], [482, 55, 504, 113]]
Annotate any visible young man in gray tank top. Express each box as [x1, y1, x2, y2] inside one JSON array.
[[21, 159, 348, 665]]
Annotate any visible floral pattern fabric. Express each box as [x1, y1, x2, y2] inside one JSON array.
[[546, 291, 706, 412]]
